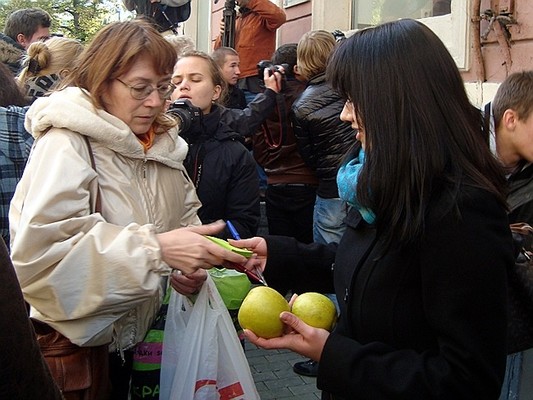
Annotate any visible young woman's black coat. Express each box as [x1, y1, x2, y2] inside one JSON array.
[[264, 184, 514, 399], [182, 103, 260, 239]]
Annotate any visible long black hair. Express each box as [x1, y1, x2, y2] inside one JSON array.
[[327, 19, 507, 247]]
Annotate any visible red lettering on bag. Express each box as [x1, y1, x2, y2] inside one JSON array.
[[195, 379, 217, 392], [194, 380, 244, 399], [219, 382, 245, 400]]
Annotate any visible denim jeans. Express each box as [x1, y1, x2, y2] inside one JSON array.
[[313, 195, 348, 245], [500, 349, 533, 400], [313, 195, 348, 314], [500, 352, 522, 400], [243, 89, 258, 105]]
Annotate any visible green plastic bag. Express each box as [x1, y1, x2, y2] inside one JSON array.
[[208, 267, 251, 310]]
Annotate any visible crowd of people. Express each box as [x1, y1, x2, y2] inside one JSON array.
[[1, 2, 532, 400]]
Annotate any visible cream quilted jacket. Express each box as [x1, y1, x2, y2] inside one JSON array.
[[9, 87, 201, 351]]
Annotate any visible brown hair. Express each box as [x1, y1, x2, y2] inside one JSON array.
[[297, 30, 336, 81], [4, 8, 51, 41], [211, 46, 239, 68], [492, 70, 533, 129], [61, 19, 178, 132]]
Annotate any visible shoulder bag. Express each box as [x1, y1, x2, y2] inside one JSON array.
[[31, 136, 110, 399]]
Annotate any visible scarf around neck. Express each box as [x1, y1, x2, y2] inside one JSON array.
[[337, 148, 376, 224]]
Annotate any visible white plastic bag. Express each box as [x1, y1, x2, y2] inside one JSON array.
[[160, 275, 260, 400]]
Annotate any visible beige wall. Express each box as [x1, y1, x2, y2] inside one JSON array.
[[192, 0, 533, 105]]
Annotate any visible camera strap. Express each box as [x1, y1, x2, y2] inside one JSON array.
[[262, 93, 288, 149]]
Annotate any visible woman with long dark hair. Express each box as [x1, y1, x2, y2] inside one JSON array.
[[234, 19, 514, 399]]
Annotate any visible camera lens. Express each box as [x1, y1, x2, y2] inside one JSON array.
[[167, 99, 202, 133], [168, 108, 192, 132]]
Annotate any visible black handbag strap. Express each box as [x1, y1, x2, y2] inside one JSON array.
[[83, 136, 101, 214]]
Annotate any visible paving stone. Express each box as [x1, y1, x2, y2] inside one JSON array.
[[245, 204, 322, 398], [246, 340, 322, 399]]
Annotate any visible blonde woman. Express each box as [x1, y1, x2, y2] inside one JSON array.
[[18, 36, 83, 102]]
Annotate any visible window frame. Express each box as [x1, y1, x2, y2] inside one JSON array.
[[283, 0, 309, 8], [348, 0, 470, 70]]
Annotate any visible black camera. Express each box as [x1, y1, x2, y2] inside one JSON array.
[[257, 60, 289, 89], [167, 99, 202, 132]]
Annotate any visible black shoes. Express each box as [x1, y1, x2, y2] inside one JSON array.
[[293, 359, 319, 377]]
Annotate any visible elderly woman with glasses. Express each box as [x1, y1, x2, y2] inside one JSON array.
[[8, 20, 248, 399]]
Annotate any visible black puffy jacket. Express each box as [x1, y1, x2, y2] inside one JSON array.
[[291, 73, 355, 198]]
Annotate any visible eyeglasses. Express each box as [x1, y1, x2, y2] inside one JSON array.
[[116, 78, 176, 100]]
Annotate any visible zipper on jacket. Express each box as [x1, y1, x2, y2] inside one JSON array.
[[138, 157, 155, 222], [143, 156, 147, 179]]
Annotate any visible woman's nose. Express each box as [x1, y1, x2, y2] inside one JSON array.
[[340, 103, 352, 123], [144, 89, 164, 106]]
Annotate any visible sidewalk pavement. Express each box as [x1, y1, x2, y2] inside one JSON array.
[[245, 340, 322, 399], [249, 202, 322, 398]]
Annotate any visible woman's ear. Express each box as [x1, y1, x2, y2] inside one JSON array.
[[212, 84, 222, 102]]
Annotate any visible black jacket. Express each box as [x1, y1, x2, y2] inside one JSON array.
[[253, 77, 318, 185], [291, 73, 355, 198], [225, 85, 247, 110], [182, 104, 260, 239], [220, 88, 276, 137], [507, 163, 533, 225], [265, 184, 513, 399], [0, 238, 63, 399]]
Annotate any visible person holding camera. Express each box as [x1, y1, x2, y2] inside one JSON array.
[[9, 20, 249, 399], [252, 43, 318, 245], [170, 50, 260, 240]]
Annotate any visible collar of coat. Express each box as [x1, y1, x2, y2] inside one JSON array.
[[25, 87, 189, 169]]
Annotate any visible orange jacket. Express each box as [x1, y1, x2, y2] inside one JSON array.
[[215, 0, 286, 79]]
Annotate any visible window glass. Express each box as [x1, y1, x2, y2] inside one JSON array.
[[354, 0, 451, 28]]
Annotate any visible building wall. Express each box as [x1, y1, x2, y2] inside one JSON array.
[[464, 0, 533, 104], [187, 0, 533, 106]]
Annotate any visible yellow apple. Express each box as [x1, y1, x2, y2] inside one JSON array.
[[238, 286, 290, 339], [291, 292, 337, 331]]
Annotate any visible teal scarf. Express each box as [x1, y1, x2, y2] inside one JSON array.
[[337, 149, 376, 224]]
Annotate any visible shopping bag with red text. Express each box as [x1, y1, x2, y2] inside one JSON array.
[[160, 275, 259, 400]]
